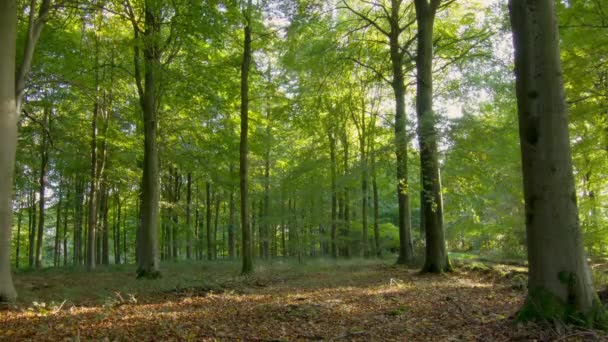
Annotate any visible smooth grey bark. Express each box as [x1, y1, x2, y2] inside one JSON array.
[[1, 0, 51, 301], [414, 0, 450, 273], [240, 0, 253, 274], [0, 0, 18, 301], [509, 0, 604, 323]]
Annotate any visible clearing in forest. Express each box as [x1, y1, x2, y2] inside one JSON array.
[[1, 259, 606, 341]]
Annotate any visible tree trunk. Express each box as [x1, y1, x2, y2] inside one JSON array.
[[172, 168, 180, 260], [36, 107, 50, 271], [101, 186, 109, 265], [206, 181, 212, 260], [414, 0, 450, 273], [0, 0, 18, 301], [63, 183, 69, 266], [240, 0, 253, 274], [86, 64, 100, 271], [329, 132, 338, 258], [371, 144, 381, 257], [186, 172, 192, 259], [358, 101, 369, 258], [228, 185, 236, 259], [74, 178, 84, 265], [214, 193, 220, 260], [388, 1, 414, 265], [342, 129, 351, 258], [15, 204, 23, 269], [509, 0, 604, 324], [29, 187, 37, 268], [115, 194, 121, 264], [136, 0, 161, 278], [54, 182, 63, 267]]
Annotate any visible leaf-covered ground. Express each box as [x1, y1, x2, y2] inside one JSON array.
[[1, 259, 606, 341]]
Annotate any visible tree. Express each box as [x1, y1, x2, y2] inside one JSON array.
[[240, 0, 254, 274], [1, 0, 51, 301], [414, 0, 451, 273], [126, 0, 162, 278], [0, 0, 19, 302], [509, 0, 606, 326], [340, 0, 416, 264]]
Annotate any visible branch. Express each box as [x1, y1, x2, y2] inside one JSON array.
[[125, 0, 144, 101], [346, 57, 392, 84], [22, 109, 54, 147], [16, 0, 53, 109], [339, 0, 390, 37]]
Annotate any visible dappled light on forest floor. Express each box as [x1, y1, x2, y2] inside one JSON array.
[[1, 260, 606, 341]]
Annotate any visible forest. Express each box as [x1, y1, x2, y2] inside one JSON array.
[[1, 0, 608, 340]]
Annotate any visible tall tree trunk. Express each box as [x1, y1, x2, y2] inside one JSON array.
[[74, 178, 84, 265], [214, 193, 220, 260], [357, 101, 369, 258], [54, 181, 63, 267], [240, 0, 253, 274], [136, 0, 161, 278], [206, 181, 212, 260], [63, 182, 69, 266], [228, 185, 236, 259], [29, 187, 37, 268], [1, 0, 50, 301], [115, 194, 121, 264], [509, 0, 604, 324], [101, 186, 109, 265], [186, 172, 192, 259], [329, 132, 338, 258], [389, 0, 414, 265], [414, 0, 450, 273], [86, 30, 100, 270], [36, 107, 50, 271], [15, 204, 23, 269], [341, 129, 351, 258], [0, 0, 18, 301], [195, 184, 201, 260], [371, 144, 381, 257], [172, 168, 180, 259]]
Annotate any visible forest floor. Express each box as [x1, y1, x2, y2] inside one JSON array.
[[1, 258, 607, 341]]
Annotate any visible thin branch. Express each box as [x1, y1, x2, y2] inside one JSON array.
[[339, 0, 390, 37]]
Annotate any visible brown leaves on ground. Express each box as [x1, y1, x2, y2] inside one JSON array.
[[1, 260, 606, 341]]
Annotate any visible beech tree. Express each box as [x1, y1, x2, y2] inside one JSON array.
[[509, 0, 606, 325], [240, 0, 254, 274], [0, 0, 19, 302]]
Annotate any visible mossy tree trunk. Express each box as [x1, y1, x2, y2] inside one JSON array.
[[509, 0, 605, 326]]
